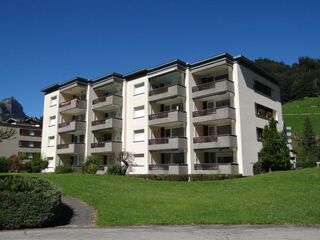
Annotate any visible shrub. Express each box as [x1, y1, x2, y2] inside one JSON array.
[[7, 155, 21, 172], [131, 174, 242, 181], [28, 154, 48, 173], [82, 155, 102, 174], [0, 157, 8, 172], [55, 164, 73, 174], [107, 164, 126, 175], [253, 161, 263, 175], [0, 175, 61, 230]]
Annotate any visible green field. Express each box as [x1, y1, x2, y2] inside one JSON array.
[[282, 97, 320, 134], [29, 168, 320, 225]]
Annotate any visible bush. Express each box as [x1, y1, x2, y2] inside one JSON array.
[[0, 175, 61, 230], [25, 153, 48, 173], [131, 174, 242, 181], [55, 164, 73, 174], [0, 157, 8, 172], [82, 155, 102, 174], [107, 164, 126, 175], [253, 161, 264, 175]]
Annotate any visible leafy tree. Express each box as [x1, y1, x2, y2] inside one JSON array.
[[0, 128, 16, 142], [298, 117, 319, 168], [82, 155, 102, 174], [258, 118, 291, 172]]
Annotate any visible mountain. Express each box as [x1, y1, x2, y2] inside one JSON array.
[[0, 97, 27, 121]]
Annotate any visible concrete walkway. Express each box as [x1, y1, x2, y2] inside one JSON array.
[[1, 225, 319, 240], [61, 196, 95, 227]]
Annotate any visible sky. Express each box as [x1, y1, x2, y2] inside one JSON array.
[[0, 0, 319, 117]]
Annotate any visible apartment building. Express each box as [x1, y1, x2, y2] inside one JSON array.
[[41, 53, 283, 176], [0, 117, 42, 159]]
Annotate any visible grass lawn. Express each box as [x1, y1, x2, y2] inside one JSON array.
[[283, 97, 320, 114], [26, 168, 320, 225], [283, 114, 320, 134]]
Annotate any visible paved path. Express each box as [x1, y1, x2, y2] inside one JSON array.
[[1, 225, 319, 240], [61, 196, 95, 227]]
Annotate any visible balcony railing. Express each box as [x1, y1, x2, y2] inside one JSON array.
[[59, 100, 72, 108], [19, 141, 41, 148], [194, 163, 219, 170], [192, 108, 216, 117], [91, 142, 108, 148], [148, 164, 169, 170], [92, 96, 108, 105], [193, 135, 217, 143], [148, 137, 170, 145], [148, 110, 185, 120], [149, 86, 169, 96], [57, 143, 70, 149], [91, 119, 107, 126], [192, 81, 215, 92]]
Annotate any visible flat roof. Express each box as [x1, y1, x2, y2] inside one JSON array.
[[42, 52, 279, 94]]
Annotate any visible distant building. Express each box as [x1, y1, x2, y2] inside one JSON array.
[[40, 53, 283, 176], [0, 117, 42, 159]]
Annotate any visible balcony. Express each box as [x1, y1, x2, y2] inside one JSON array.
[[59, 99, 87, 114], [149, 84, 186, 102], [148, 164, 188, 174], [58, 121, 86, 134], [90, 141, 122, 153], [148, 137, 187, 151], [193, 135, 237, 150], [91, 118, 123, 132], [192, 107, 235, 124], [194, 163, 239, 174], [57, 143, 85, 155], [192, 80, 234, 99], [149, 110, 186, 126], [92, 95, 123, 111]]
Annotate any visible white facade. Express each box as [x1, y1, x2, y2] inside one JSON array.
[[41, 53, 283, 176]]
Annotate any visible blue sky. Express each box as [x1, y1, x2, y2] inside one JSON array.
[[0, 0, 319, 117]]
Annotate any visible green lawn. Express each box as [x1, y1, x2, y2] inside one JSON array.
[[29, 168, 320, 225], [283, 97, 320, 114], [282, 97, 320, 134], [283, 114, 320, 134]]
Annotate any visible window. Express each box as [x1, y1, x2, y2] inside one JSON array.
[[217, 125, 231, 135], [27, 153, 33, 159], [134, 154, 145, 166], [217, 156, 233, 163], [49, 116, 56, 126], [28, 142, 34, 148], [204, 152, 215, 163], [133, 129, 144, 142], [216, 99, 230, 108], [48, 136, 55, 147], [50, 96, 57, 106], [172, 127, 184, 137], [254, 81, 272, 97], [134, 83, 145, 95], [134, 106, 145, 118], [257, 128, 263, 142], [29, 130, 35, 136], [255, 103, 274, 119]]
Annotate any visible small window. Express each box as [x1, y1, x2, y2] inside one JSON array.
[[50, 96, 57, 106], [48, 136, 55, 147], [134, 83, 145, 95], [133, 129, 144, 142], [134, 154, 145, 166], [49, 116, 56, 126], [134, 106, 145, 118], [257, 128, 263, 142]]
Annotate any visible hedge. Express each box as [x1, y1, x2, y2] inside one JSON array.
[[0, 175, 62, 230], [130, 174, 242, 181]]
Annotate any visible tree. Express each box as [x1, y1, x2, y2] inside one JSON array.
[[0, 128, 16, 142], [258, 118, 291, 172], [298, 117, 319, 168]]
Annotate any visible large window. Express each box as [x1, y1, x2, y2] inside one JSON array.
[[255, 103, 274, 119], [254, 81, 272, 97], [134, 106, 145, 118], [133, 129, 145, 142], [134, 83, 145, 95]]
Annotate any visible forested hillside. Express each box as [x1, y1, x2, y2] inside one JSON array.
[[255, 57, 320, 102]]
